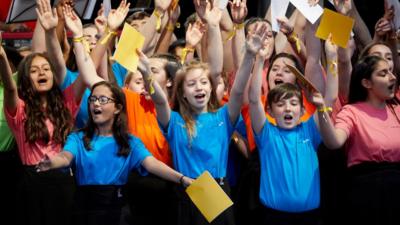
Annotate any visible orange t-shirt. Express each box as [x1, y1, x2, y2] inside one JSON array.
[[242, 93, 316, 151], [123, 88, 172, 166]]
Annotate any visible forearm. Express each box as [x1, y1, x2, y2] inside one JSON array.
[[32, 21, 46, 53], [337, 47, 352, 101], [232, 27, 245, 70], [45, 28, 66, 85], [74, 41, 103, 88], [49, 152, 73, 169], [305, 22, 325, 93], [142, 156, 184, 183], [349, 5, 372, 49], [207, 23, 224, 80]]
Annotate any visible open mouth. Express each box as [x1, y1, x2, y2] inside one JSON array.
[[388, 84, 395, 91], [283, 114, 293, 121], [93, 108, 102, 115], [195, 93, 206, 100], [38, 78, 47, 84], [274, 79, 284, 86]]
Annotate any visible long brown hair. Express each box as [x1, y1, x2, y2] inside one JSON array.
[[82, 81, 131, 157], [17, 53, 73, 144], [172, 60, 220, 139]]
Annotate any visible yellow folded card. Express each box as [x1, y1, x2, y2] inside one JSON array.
[[113, 23, 145, 72], [315, 8, 354, 48], [186, 171, 233, 223]]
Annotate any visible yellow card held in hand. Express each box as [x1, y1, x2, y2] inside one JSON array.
[[186, 171, 233, 223], [315, 8, 354, 48], [113, 23, 145, 72]]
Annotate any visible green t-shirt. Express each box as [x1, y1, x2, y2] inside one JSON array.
[[0, 74, 17, 152]]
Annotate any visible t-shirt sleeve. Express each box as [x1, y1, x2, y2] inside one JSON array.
[[334, 105, 354, 138], [159, 110, 178, 141], [220, 105, 237, 137], [112, 62, 128, 87], [63, 133, 80, 160], [129, 136, 152, 176], [4, 98, 25, 132], [235, 115, 247, 139], [61, 69, 79, 91], [253, 119, 269, 150]]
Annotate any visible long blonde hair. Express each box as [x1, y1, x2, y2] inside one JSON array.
[[172, 60, 220, 139]]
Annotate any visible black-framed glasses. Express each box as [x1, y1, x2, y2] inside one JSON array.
[[88, 96, 115, 105]]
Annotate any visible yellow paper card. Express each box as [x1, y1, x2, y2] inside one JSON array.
[[113, 23, 145, 72], [315, 8, 354, 48], [186, 171, 233, 223]]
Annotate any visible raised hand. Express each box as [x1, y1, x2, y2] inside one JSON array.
[[203, 0, 222, 26], [35, 155, 52, 172], [229, 0, 248, 24], [107, 0, 130, 31], [136, 49, 151, 77], [168, 4, 181, 24], [155, 0, 172, 12], [63, 4, 83, 38], [245, 23, 268, 55], [308, 0, 319, 7], [333, 0, 352, 16], [36, 0, 58, 31], [186, 21, 206, 47], [95, 3, 107, 35], [325, 34, 338, 60], [277, 17, 293, 36]]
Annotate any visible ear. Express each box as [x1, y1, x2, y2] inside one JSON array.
[[361, 78, 372, 89], [114, 104, 122, 114]]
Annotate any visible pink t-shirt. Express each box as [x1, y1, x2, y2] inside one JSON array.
[[5, 85, 79, 165], [335, 102, 400, 167]]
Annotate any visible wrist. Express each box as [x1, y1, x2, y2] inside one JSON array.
[[318, 106, 332, 113]]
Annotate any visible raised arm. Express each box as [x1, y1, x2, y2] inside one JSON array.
[[90, 0, 130, 70], [36, 152, 73, 172], [310, 92, 348, 149], [63, 5, 103, 90], [137, 50, 171, 128], [230, 0, 248, 70], [337, 38, 354, 102], [304, 20, 325, 94], [277, 16, 307, 65], [323, 36, 339, 107], [36, 0, 66, 85], [155, 5, 181, 54], [228, 23, 268, 124], [201, 0, 224, 85], [0, 40, 18, 114], [183, 21, 206, 64]]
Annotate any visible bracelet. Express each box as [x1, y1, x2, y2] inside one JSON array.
[[224, 22, 245, 43], [179, 175, 185, 186], [146, 75, 155, 94], [100, 27, 118, 45], [180, 47, 195, 64], [318, 106, 333, 113], [153, 9, 163, 33], [327, 60, 338, 77], [287, 32, 301, 54], [166, 23, 175, 31], [73, 36, 90, 53], [72, 36, 84, 42]]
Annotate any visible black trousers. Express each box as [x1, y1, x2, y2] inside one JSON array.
[[175, 177, 236, 225], [73, 185, 123, 225], [122, 171, 176, 225], [346, 162, 400, 225], [0, 148, 22, 225], [16, 166, 75, 225], [261, 206, 321, 225]]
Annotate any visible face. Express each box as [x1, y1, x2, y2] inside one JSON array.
[[89, 85, 120, 128], [268, 57, 297, 90], [83, 26, 98, 51], [183, 68, 212, 113], [126, 71, 147, 97], [173, 46, 184, 60], [149, 57, 169, 91], [130, 18, 148, 30], [368, 44, 394, 72], [269, 95, 302, 130], [29, 56, 54, 93], [364, 60, 397, 102]]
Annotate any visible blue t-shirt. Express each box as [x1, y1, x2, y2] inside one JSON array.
[[162, 105, 237, 178], [64, 132, 151, 185], [62, 63, 128, 128], [255, 116, 321, 212]]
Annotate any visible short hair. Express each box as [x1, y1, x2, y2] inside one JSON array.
[[267, 83, 303, 109]]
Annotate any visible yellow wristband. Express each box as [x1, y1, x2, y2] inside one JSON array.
[[180, 47, 195, 64], [328, 60, 338, 77], [73, 36, 90, 53], [100, 27, 118, 45], [153, 9, 163, 33], [318, 106, 333, 113], [224, 22, 245, 43], [146, 75, 155, 95], [72, 36, 84, 42], [288, 32, 301, 54]]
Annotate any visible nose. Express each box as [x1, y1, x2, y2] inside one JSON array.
[[388, 71, 396, 81]]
